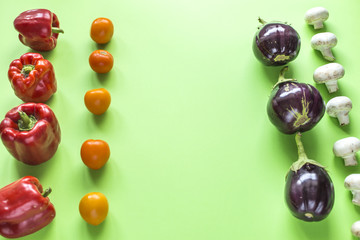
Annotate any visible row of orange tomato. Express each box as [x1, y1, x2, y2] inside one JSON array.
[[79, 17, 116, 226]]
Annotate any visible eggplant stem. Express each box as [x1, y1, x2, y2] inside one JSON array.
[[258, 17, 267, 25], [295, 132, 308, 161], [290, 132, 326, 172], [273, 66, 296, 89]]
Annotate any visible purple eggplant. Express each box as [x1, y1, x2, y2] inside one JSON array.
[[285, 133, 334, 222], [267, 67, 325, 134], [253, 18, 301, 66]]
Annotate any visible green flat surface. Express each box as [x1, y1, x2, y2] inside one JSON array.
[[0, 0, 360, 239]]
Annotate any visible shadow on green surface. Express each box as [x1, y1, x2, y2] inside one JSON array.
[[260, 64, 297, 86], [348, 192, 360, 216], [13, 143, 64, 179], [319, 87, 347, 105], [29, 218, 55, 240], [283, 211, 331, 240], [96, 42, 111, 49], [86, 221, 106, 239], [35, 47, 57, 60], [77, 217, 108, 240], [14, 158, 55, 179], [276, 130, 298, 164], [311, 48, 339, 66], [88, 163, 108, 183], [325, 117, 352, 135], [96, 72, 111, 83], [45, 94, 57, 107], [298, 220, 330, 240], [92, 111, 110, 125], [81, 110, 120, 136], [332, 155, 360, 179]]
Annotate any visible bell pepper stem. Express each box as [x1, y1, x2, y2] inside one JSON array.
[[21, 65, 35, 78], [52, 27, 64, 34], [18, 111, 37, 131], [42, 188, 52, 198]]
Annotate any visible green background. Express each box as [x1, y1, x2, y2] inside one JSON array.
[[0, 0, 360, 239]]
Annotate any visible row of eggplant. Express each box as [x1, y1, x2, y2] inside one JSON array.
[[252, 6, 360, 229]]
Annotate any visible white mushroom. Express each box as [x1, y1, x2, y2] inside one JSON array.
[[345, 174, 360, 205], [326, 96, 352, 125], [311, 32, 337, 61], [352, 221, 360, 238], [305, 7, 329, 29], [313, 63, 344, 93], [333, 137, 360, 166]]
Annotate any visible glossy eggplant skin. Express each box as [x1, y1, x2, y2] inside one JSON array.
[[253, 22, 301, 66], [267, 81, 325, 134], [285, 163, 335, 222]]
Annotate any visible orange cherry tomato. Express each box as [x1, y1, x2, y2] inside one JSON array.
[[90, 17, 114, 44], [84, 88, 111, 115], [81, 139, 110, 170], [79, 192, 109, 225], [89, 50, 113, 73]]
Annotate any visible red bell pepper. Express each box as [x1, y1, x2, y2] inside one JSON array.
[[14, 9, 64, 51], [8, 52, 57, 103], [0, 176, 55, 238], [0, 103, 61, 165]]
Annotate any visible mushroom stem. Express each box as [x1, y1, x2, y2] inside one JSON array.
[[313, 21, 324, 29], [336, 111, 350, 126], [351, 191, 360, 205], [324, 80, 338, 93], [343, 154, 358, 166], [320, 48, 335, 61]]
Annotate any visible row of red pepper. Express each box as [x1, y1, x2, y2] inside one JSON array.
[[0, 9, 63, 238]]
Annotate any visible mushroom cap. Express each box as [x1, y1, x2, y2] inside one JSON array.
[[311, 32, 337, 49], [352, 221, 360, 237], [305, 7, 329, 24], [333, 137, 360, 157], [345, 174, 360, 190], [326, 96, 352, 117], [352, 222, 360, 237], [313, 63, 344, 83]]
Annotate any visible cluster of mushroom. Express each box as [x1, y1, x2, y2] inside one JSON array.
[[345, 174, 360, 238], [306, 7, 360, 237], [305, 7, 337, 61], [306, 7, 352, 127], [336, 137, 360, 238]]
